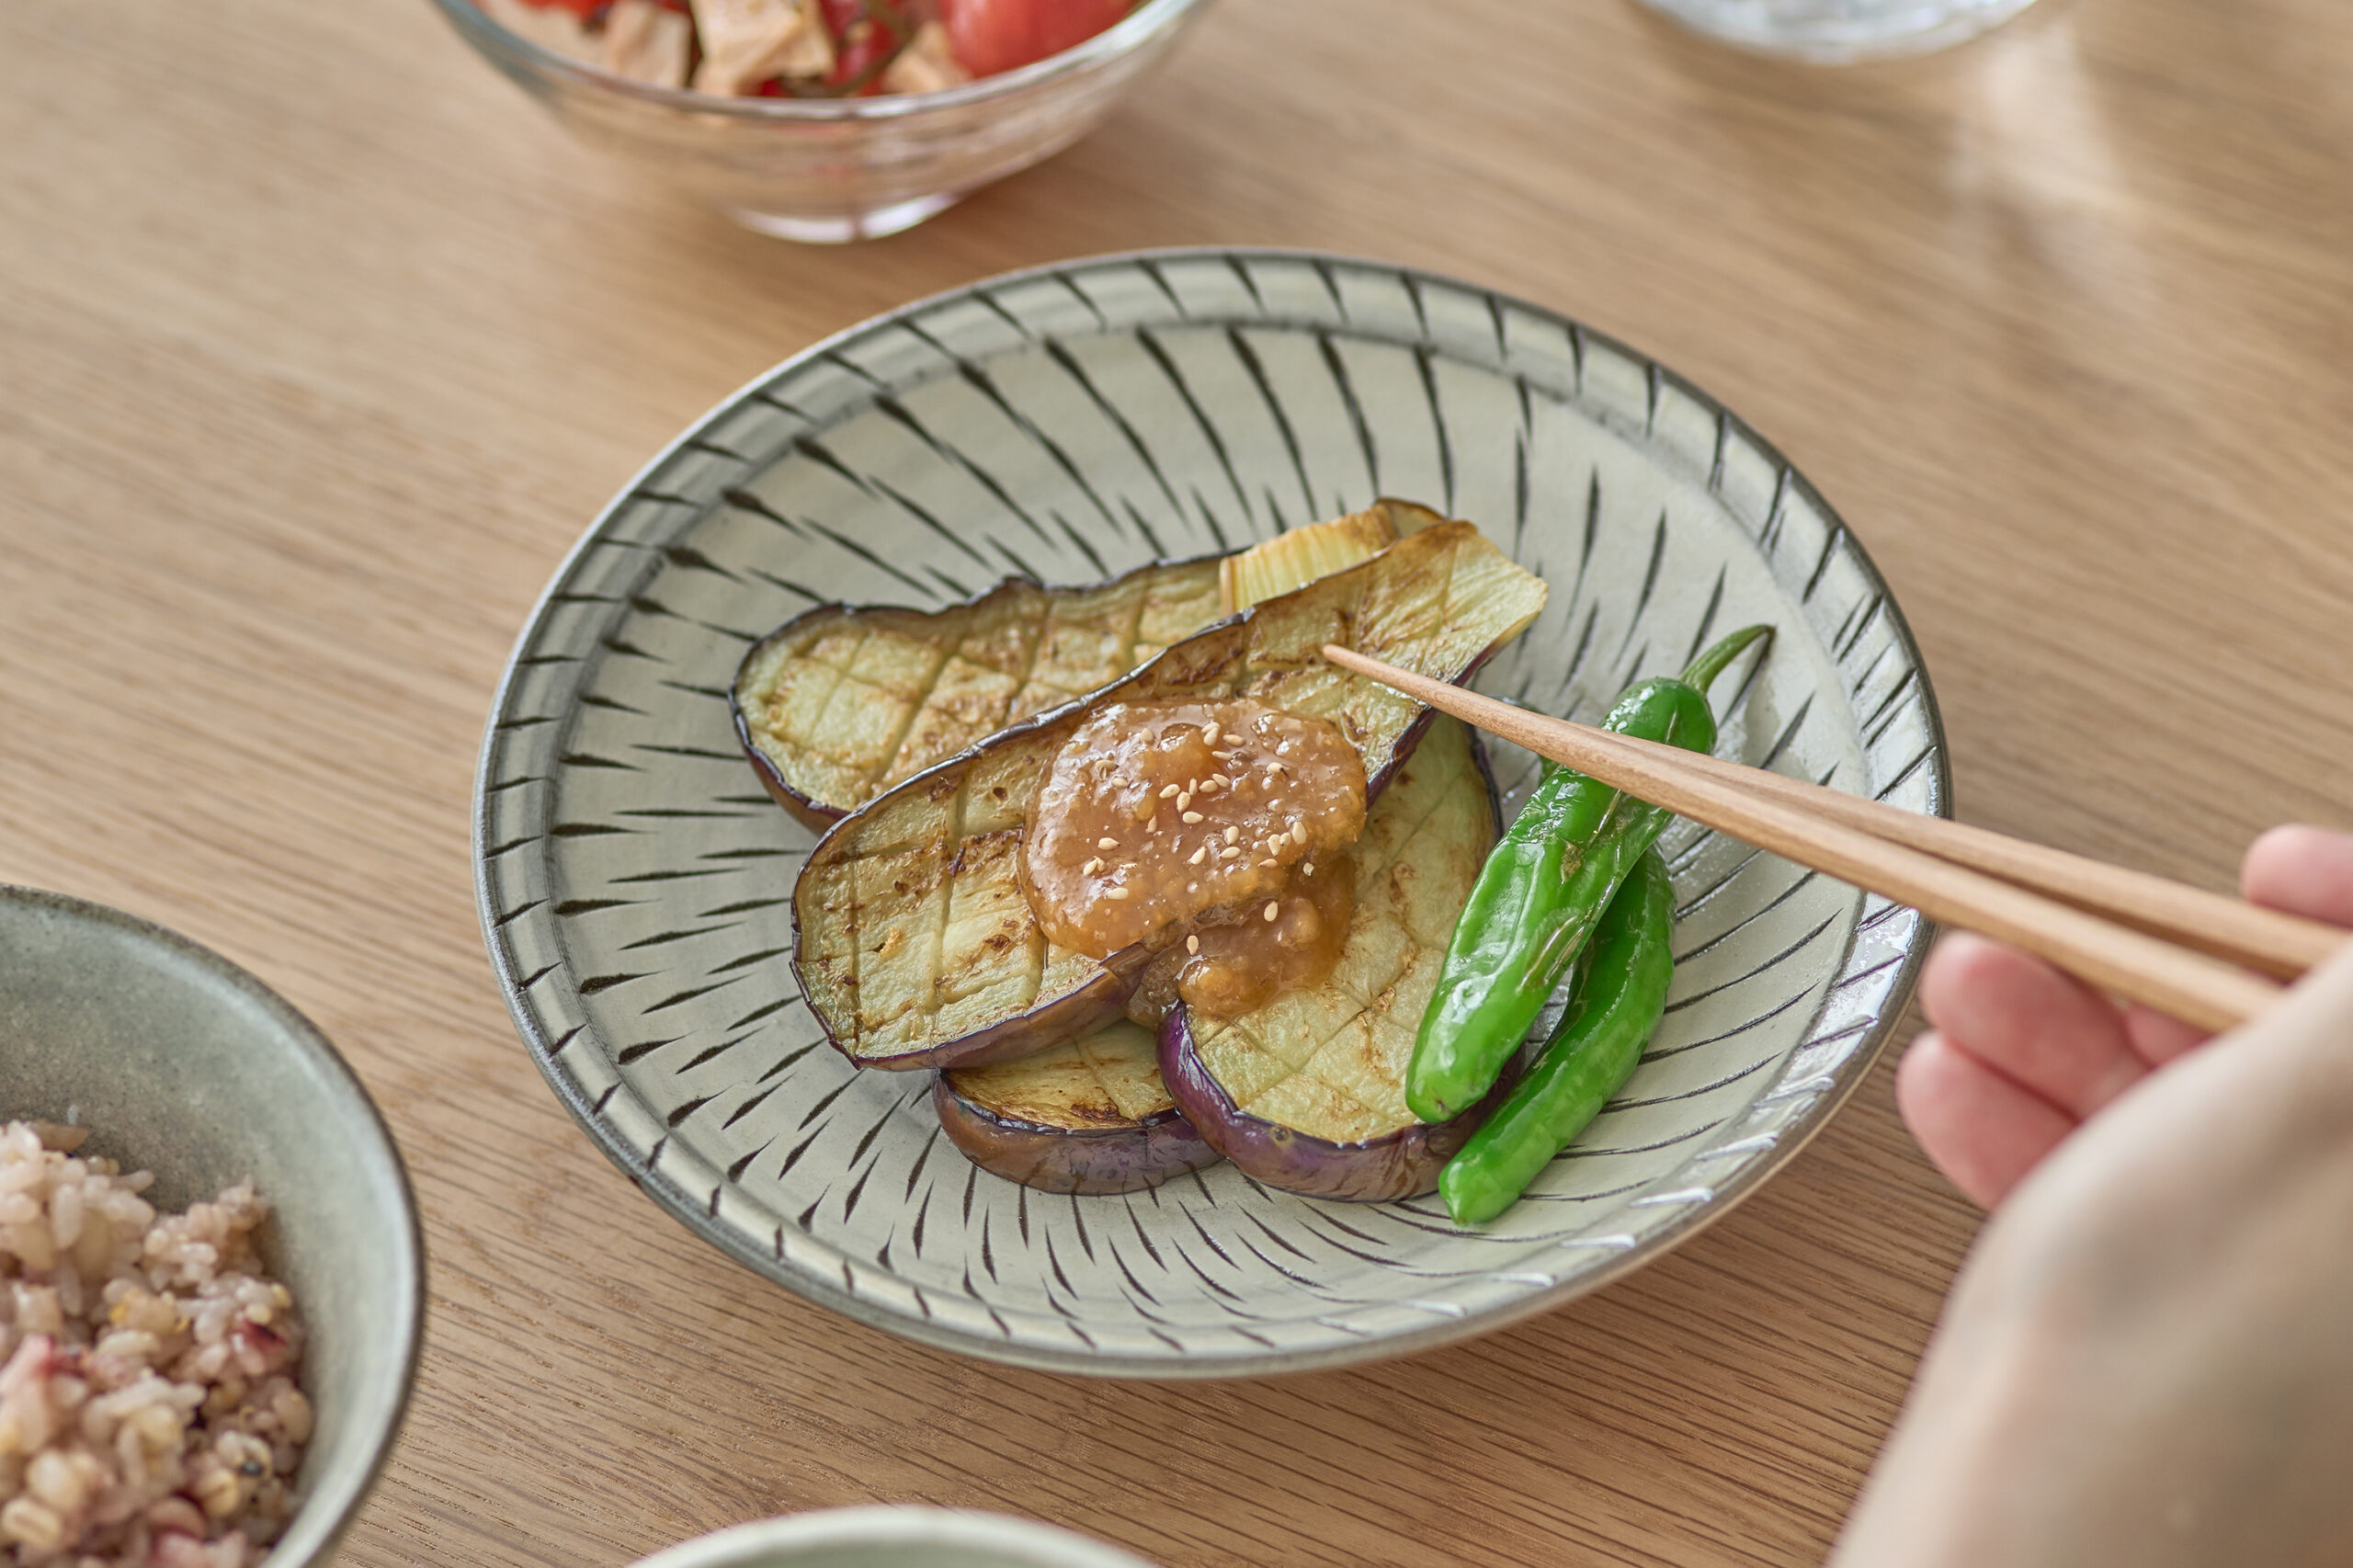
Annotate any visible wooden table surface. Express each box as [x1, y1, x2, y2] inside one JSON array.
[[5, 0, 2350, 1562]]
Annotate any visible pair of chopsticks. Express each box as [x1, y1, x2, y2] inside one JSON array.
[[1323, 644, 2346, 1032]]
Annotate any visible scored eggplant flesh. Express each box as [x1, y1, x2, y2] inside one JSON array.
[[791, 520, 1549, 1073], [1219, 506, 1394, 616], [1157, 718, 1504, 1202], [934, 1021, 1220, 1194], [735, 501, 1433, 830], [735, 558, 1224, 830]]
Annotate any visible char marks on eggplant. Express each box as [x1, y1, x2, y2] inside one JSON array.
[[1158, 718, 1506, 1200], [733, 502, 1435, 826], [735, 558, 1224, 828], [792, 522, 1548, 1073]]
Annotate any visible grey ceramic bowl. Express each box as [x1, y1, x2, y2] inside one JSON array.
[[630, 1507, 1160, 1568], [0, 885, 424, 1566]]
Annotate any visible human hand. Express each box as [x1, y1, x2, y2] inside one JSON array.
[[1896, 824, 2353, 1208], [1833, 824, 2353, 1567]]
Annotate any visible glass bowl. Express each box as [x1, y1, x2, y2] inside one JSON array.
[[427, 0, 1216, 241], [1631, 0, 2041, 61]]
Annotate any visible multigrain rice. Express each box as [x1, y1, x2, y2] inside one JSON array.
[[0, 1121, 310, 1567]]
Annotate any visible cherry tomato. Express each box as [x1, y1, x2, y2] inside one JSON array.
[[938, 0, 1131, 78], [820, 0, 902, 95]]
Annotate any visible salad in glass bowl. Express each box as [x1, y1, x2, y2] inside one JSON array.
[[438, 0, 1211, 240]]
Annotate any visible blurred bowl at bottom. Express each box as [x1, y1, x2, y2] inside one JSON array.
[[629, 1507, 1162, 1568]]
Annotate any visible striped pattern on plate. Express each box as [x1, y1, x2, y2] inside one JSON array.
[[474, 249, 1946, 1377]]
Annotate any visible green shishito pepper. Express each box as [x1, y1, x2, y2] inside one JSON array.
[[1438, 846, 1675, 1224], [1404, 623, 1771, 1125]]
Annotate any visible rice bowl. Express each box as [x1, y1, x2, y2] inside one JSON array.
[[1, 1122, 312, 1566]]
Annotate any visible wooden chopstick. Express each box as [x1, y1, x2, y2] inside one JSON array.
[[1499, 715, 2336, 981], [1324, 644, 2338, 1032]]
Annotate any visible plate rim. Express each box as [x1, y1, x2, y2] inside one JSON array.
[[473, 244, 1951, 1378]]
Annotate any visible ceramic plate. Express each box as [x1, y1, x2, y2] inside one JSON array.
[[475, 249, 1946, 1377]]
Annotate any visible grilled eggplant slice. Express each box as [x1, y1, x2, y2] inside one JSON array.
[[934, 1021, 1220, 1194], [792, 520, 1548, 1072], [1218, 506, 1396, 616], [735, 558, 1225, 830], [1157, 718, 1502, 1201], [733, 502, 1434, 828]]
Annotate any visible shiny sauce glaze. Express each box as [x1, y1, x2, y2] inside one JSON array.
[[1021, 699, 1368, 1020]]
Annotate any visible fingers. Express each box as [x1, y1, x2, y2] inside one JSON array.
[[1889, 825, 2353, 1210], [2242, 823, 2353, 927], [2075, 823, 2352, 1067], [1896, 1031, 2078, 1209], [2120, 1003, 2209, 1066], [1919, 932, 2149, 1118]]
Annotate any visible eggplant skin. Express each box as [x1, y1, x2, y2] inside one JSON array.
[[733, 558, 1224, 830], [934, 1026, 1221, 1195], [791, 522, 1549, 1073], [741, 502, 1447, 829], [1371, 497, 1449, 536], [1157, 1013, 1497, 1201], [1154, 720, 1506, 1202]]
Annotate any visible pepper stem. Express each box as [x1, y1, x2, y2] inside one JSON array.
[[1679, 623, 1773, 698]]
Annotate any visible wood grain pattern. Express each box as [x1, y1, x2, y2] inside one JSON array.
[[4, 0, 2349, 1563]]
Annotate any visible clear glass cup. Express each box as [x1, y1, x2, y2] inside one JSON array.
[[427, 0, 1214, 242], [1631, 0, 2044, 62]]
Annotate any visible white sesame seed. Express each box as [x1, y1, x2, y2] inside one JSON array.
[[1261, 858, 1279, 868], [1203, 722, 1222, 745], [1221, 846, 1241, 860], [1183, 811, 1204, 824], [1291, 823, 1308, 845], [1187, 934, 1200, 955], [1263, 902, 1279, 922], [1188, 846, 1208, 866], [1199, 777, 1222, 794], [1303, 861, 1315, 876], [1159, 783, 1179, 799], [1177, 791, 1193, 811], [1107, 886, 1130, 901], [1097, 837, 1119, 850], [1083, 857, 1102, 875], [1224, 826, 1239, 844]]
